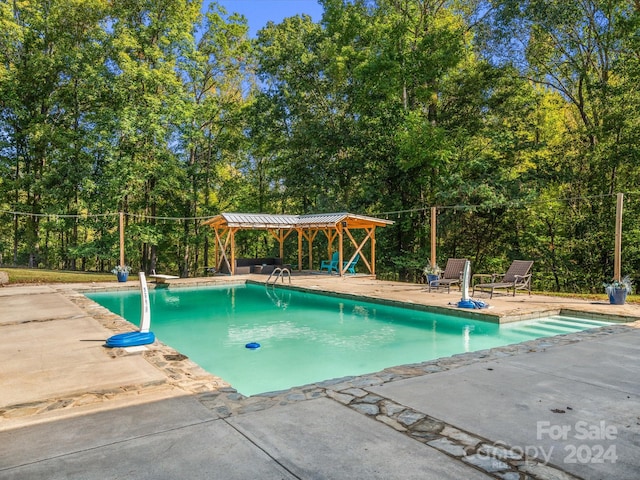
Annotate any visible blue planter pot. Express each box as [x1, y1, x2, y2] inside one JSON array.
[[608, 288, 627, 305], [116, 271, 128, 283], [427, 274, 439, 286]]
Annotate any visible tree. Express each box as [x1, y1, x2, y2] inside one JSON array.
[[0, 0, 111, 267], [107, 0, 200, 272], [484, 0, 640, 286], [178, 2, 254, 274]]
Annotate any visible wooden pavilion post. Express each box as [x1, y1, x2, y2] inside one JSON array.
[[308, 230, 314, 270], [214, 233, 218, 272], [614, 193, 624, 281], [300, 228, 318, 270], [297, 229, 303, 272], [371, 227, 376, 276], [119, 212, 125, 268], [430, 207, 437, 269], [324, 228, 338, 258], [338, 223, 344, 277], [230, 227, 237, 275], [279, 230, 285, 259]]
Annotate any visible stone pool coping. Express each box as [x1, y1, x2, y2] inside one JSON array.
[[3, 276, 636, 424]]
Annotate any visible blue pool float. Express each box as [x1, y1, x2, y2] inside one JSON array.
[[106, 331, 155, 348], [457, 299, 489, 309], [457, 299, 476, 309], [245, 342, 261, 349]]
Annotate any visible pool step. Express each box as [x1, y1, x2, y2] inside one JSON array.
[[505, 317, 612, 338], [546, 316, 612, 327]]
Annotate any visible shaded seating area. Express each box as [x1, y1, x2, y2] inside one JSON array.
[[428, 258, 467, 293], [228, 257, 288, 275], [319, 252, 360, 275], [472, 260, 534, 298], [202, 212, 393, 277]]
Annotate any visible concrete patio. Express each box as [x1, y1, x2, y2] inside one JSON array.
[[0, 275, 638, 479]]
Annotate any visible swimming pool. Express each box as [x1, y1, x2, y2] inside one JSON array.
[[87, 284, 612, 396]]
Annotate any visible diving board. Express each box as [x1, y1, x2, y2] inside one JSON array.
[[148, 273, 179, 284]]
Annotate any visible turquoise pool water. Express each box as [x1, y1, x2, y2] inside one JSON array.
[[86, 284, 612, 396]]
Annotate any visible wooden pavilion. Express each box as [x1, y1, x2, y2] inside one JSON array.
[[202, 212, 394, 277]]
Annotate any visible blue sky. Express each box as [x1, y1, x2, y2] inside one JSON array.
[[207, 0, 324, 37]]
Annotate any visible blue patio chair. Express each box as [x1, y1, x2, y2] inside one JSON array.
[[343, 253, 360, 274], [320, 251, 339, 273]]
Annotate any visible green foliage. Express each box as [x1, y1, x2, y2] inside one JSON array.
[[0, 0, 639, 291]]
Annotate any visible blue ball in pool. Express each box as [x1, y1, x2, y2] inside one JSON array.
[[245, 342, 261, 349]]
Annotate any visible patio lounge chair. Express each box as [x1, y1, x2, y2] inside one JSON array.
[[428, 258, 467, 293], [320, 252, 339, 273], [472, 260, 533, 298], [343, 253, 360, 274]]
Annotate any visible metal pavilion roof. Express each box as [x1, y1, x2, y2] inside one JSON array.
[[219, 213, 299, 228], [202, 212, 394, 229]]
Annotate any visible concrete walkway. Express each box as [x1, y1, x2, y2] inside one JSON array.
[[0, 277, 639, 479]]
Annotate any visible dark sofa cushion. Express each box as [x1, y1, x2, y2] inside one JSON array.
[[235, 257, 283, 269]]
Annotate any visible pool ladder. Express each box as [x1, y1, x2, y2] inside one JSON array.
[[267, 267, 291, 285]]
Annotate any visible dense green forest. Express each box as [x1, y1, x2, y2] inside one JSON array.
[[1, 0, 639, 292]]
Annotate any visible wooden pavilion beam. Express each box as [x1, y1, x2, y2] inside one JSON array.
[[267, 228, 294, 263], [300, 228, 319, 270], [214, 226, 232, 274], [343, 226, 375, 275], [322, 227, 339, 259]]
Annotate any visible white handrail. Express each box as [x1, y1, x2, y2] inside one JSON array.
[[139, 272, 151, 333]]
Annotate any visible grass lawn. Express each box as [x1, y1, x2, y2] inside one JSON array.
[[1, 267, 137, 284], [531, 289, 638, 304]]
